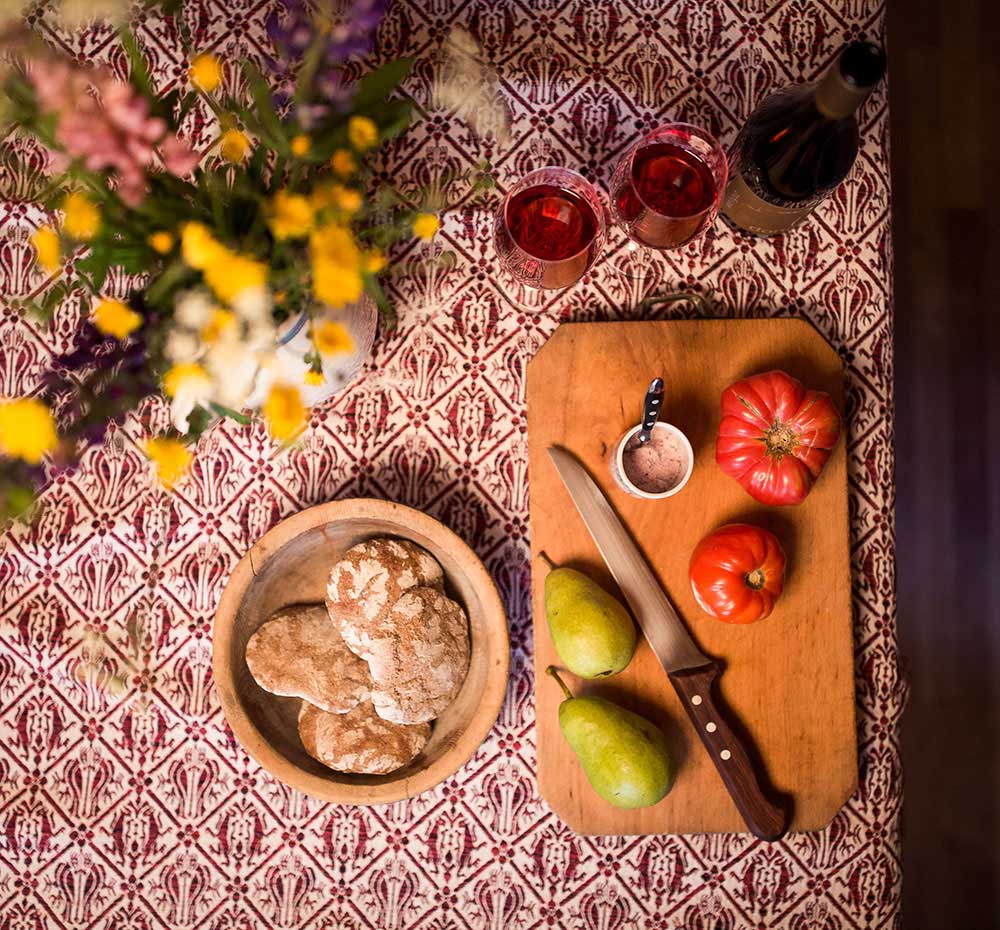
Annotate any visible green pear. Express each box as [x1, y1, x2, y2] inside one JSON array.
[[544, 565, 636, 678], [548, 666, 673, 809]]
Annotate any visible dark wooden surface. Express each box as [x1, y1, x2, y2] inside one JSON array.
[[888, 0, 1000, 925]]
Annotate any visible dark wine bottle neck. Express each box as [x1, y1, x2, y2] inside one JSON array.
[[813, 63, 875, 119]]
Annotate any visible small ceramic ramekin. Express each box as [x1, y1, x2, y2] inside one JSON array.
[[609, 421, 694, 500]]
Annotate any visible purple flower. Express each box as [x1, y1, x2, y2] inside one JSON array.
[[267, 0, 390, 72], [325, 0, 390, 62]]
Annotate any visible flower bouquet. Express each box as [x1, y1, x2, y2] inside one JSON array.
[[0, 0, 437, 518]]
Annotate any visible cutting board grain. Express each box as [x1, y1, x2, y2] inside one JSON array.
[[526, 319, 856, 836]]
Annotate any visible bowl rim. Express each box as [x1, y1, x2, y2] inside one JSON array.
[[212, 497, 510, 805]]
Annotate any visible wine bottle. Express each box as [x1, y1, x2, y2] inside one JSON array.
[[721, 41, 886, 236]]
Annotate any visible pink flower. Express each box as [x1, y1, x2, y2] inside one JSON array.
[[160, 135, 200, 178], [28, 60, 202, 205]]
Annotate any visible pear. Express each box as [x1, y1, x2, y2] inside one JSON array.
[[547, 666, 673, 809], [544, 564, 636, 678]]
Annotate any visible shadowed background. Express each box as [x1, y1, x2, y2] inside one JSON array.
[[889, 0, 1000, 925]]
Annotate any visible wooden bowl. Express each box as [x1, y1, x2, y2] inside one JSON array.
[[213, 498, 510, 804]]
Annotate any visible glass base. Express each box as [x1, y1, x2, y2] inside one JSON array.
[[610, 230, 669, 302], [497, 271, 565, 312], [615, 227, 667, 280]]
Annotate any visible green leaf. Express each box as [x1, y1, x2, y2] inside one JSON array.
[[76, 250, 110, 292], [241, 61, 286, 150], [185, 405, 214, 438], [367, 277, 396, 329], [119, 27, 157, 103], [145, 259, 194, 307], [209, 402, 252, 424], [373, 99, 413, 140], [41, 281, 69, 313], [247, 143, 268, 185], [352, 58, 414, 109]]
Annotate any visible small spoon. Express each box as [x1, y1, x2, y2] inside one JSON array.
[[638, 378, 664, 444]]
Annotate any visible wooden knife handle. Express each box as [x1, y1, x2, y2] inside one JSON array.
[[668, 661, 790, 841]]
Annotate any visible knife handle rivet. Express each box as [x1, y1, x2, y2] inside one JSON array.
[[720, 749, 732, 761], [706, 722, 717, 733], [691, 695, 702, 706]]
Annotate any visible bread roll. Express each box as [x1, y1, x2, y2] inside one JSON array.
[[365, 586, 470, 725], [245, 604, 370, 713], [298, 700, 430, 774], [327, 538, 444, 659]]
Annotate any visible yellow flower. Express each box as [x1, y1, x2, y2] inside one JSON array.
[[267, 190, 314, 240], [92, 298, 142, 340], [330, 148, 356, 177], [31, 226, 60, 272], [310, 182, 362, 216], [363, 249, 386, 274], [313, 261, 363, 308], [220, 129, 251, 164], [263, 383, 306, 442], [190, 53, 223, 92], [335, 187, 362, 215], [310, 225, 363, 308], [413, 212, 440, 241], [304, 369, 324, 386], [200, 309, 235, 344], [62, 192, 100, 240], [148, 231, 175, 254], [0, 397, 58, 464], [163, 362, 211, 398], [313, 320, 355, 356], [203, 252, 268, 304], [348, 115, 378, 151], [290, 134, 311, 157], [181, 222, 226, 270], [144, 437, 192, 489]]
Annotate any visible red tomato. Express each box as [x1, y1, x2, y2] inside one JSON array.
[[689, 524, 786, 624], [715, 370, 841, 506]]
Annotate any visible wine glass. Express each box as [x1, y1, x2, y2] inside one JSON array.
[[611, 123, 727, 283], [493, 167, 606, 310]]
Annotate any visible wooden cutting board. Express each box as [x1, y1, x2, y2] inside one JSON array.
[[526, 319, 856, 836]]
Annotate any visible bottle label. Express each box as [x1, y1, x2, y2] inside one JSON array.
[[721, 171, 817, 236]]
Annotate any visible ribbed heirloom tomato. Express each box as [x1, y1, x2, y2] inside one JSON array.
[[715, 370, 841, 506], [689, 523, 786, 624]]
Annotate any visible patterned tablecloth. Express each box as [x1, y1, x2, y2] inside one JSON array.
[[0, 1, 902, 928]]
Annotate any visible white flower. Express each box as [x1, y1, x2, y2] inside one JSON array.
[[232, 287, 272, 323], [167, 369, 213, 433], [205, 339, 261, 409], [165, 330, 200, 363], [247, 319, 277, 350], [174, 290, 215, 330]]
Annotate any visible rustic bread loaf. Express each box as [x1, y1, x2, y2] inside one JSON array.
[[365, 586, 471, 725], [298, 699, 430, 774], [327, 537, 444, 659], [245, 604, 370, 713]]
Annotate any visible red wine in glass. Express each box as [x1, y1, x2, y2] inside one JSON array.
[[494, 167, 605, 301], [612, 123, 727, 252]]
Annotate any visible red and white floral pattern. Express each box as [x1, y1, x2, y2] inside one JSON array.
[[0, 1, 901, 927]]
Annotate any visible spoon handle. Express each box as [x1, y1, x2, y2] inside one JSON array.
[[638, 378, 664, 444]]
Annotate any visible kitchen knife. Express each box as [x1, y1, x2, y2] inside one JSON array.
[[547, 446, 789, 841]]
